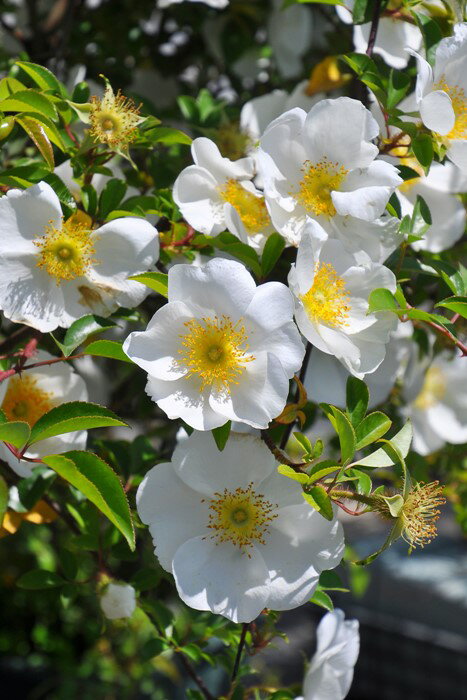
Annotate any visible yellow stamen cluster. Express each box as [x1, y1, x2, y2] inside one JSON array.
[[414, 366, 446, 410], [178, 315, 254, 392], [301, 262, 350, 327], [296, 159, 348, 219], [2, 376, 54, 428], [205, 482, 277, 551], [218, 179, 270, 234], [89, 84, 141, 148], [400, 482, 446, 549], [35, 218, 96, 284], [433, 78, 467, 140]]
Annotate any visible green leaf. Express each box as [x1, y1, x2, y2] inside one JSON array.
[[381, 494, 404, 517], [0, 89, 57, 120], [51, 314, 116, 357], [309, 588, 334, 611], [346, 376, 369, 427], [17, 569, 65, 589], [0, 475, 8, 526], [320, 404, 356, 465], [261, 232, 285, 277], [0, 421, 31, 449], [412, 12, 443, 65], [16, 61, 65, 95], [141, 638, 169, 661], [412, 133, 433, 173], [435, 296, 467, 319], [352, 421, 412, 468], [307, 460, 339, 484], [212, 421, 231, 451], [303, 484, 334, 520], [319, 569, 349, 591], [278, 464, 309, 484], [292, 431, 313, 455], [387, 69, 410, 109], [84, 340, 133, 363], [355, 412, 392, 450], [28, 402, 128, 445], [16, 115, 54, 169], [411, 194, 432, 236], [146, 126, 192, 145], [99, 178, 128, 220], [367, 288, 398, 313], [129, 271, 168, 298], [42, 451, 135, 550], [213, 235, 262, 278]]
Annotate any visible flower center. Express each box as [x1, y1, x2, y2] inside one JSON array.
[[178, 315, 254, 392], [218, 179, 270, 234], [35, 218, 96, 284], [414, 366, 446, 410], [400, 481, 445, 549], [89, 84, 141, 147], [206, 483, 278, 551], [2, 376, 54, 428], [296, 159, 348, 219], [434, 77, 467, 140], [301, 262, 350, 327]]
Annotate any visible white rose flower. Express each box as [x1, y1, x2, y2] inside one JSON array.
[[100, 582, 136, 619], [305, 323, 412, 409], [0, 350, 88, 478], [173, 137, 274, 252], [268, 0, 313, 79], [410, 22, 467, 171], [137, 431, 345, 623], [288, 220, 397, 378], [123, 257, 304, 430], [402, 351, 467, 455], [257, 97, 402, 248], [0, 182, 159, 332], [240, 82, 321, 147], [396, 160, 467, 253], [336, 1, 421, 69], [297, 609, 359, 700]]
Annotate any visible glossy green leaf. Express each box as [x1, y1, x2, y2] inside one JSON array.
[[309, 588, 334, 611], [367, 288, 398, 313], [129, 271, 168, 297], [0, 421, 31, 450], [261, 232, 285, 276], [435, 296, 467, 319], [355, 412, 392, 450], [320, 404, 356, 465], [212, 421, 231, 451], [29, 402, 128, 445], [16, 61, 65, 95], [84, 340, 133, 363], [303, 484, 334, 520], [0, 89, 57, 120], [346, 376, 369, 427], [42, 451, 135, 550], [146, 126, 192, 145], [278, 464, 309, 484], [352, 421, 412, 468], [16, 115, 54, 169], [412, 133, 433, 173], [99, 178, 128, 219], [51, 314, 116, 357], [292, 431, 313, 455], [17, 569, 65, 589]]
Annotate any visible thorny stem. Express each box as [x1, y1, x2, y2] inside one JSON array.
[[279, 342, 312, 450], [404, 304, 467, 356], [260, 431, 307, 471], [231, 623, 249, 683]]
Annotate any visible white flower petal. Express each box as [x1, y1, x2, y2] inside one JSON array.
[[191, 137, 254, 181], [420, 90, 455, 134], [172, 536, 270, 623], [136, 462, 210, 571]]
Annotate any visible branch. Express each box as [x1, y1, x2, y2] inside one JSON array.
[[178, 652, 215, 700], [366, 0, 383, 57], [260, 431, 307, 471], [231, 623, 249, 683]]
